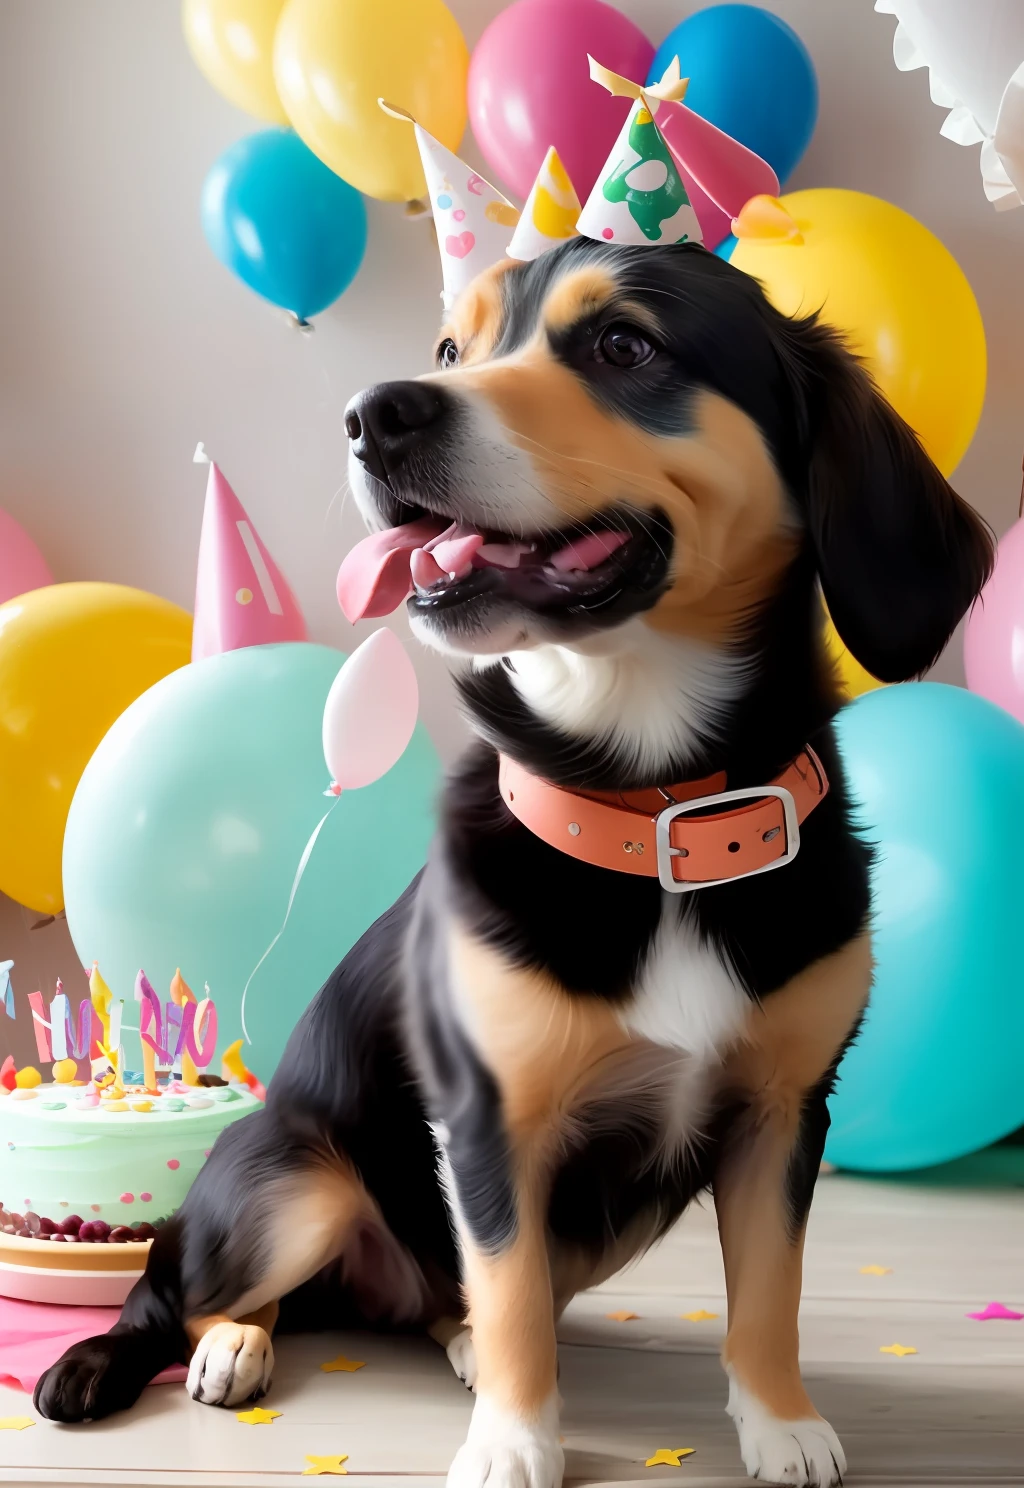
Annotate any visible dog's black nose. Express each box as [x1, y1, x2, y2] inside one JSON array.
[[344, 382, 448, 482]]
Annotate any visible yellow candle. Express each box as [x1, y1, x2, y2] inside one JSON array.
[[170, 968, 199, 1085], [89, 962, 112, 1057]]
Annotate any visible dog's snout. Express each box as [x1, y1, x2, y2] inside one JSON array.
[[345, 381, 448, 482]]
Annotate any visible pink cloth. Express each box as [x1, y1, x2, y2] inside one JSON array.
[[0, 1296, 187, 1392]]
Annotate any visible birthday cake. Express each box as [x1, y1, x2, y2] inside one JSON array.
[[0, 963, 264, 1303]]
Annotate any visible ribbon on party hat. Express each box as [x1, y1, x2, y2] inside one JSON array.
[[507, 146, 582, 262], [586, 56, 780, 234], [380, 99, 520, 310]]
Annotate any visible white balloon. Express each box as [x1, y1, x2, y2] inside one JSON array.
[[322, 627, 419, 791], [876, 0, 1024, 208]]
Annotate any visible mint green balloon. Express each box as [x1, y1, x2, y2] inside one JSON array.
[[63, 643, 438, 1080]]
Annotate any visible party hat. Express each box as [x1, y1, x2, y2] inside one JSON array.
[[191, 446, 306, 663], [507, 146, 581, 261], [586, 57, 780, 245], [380, 100, 520, 309]]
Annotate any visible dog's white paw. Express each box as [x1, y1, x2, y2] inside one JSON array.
[[727, 1374, 845, 1486], [447, 1392, 563, 1488], [446, 1327, 478, 1391], [187, 1322, 274, 1408]]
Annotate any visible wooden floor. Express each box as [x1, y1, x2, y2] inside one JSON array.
[[2, 1149, 1022, 1487]]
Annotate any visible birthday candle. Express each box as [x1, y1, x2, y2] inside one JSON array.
[[170, 968, 199, 1085], [89, 963, 112, 1059], [134, 970, 162, 1092]]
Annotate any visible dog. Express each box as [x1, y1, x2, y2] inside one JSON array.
[[36, 239, 992, 1488]]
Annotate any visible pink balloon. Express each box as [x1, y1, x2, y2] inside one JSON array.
[[322, 628, 419, 791], [964, 515, 1024, 724], [0, 508, 52, 604], [469, 0, 654, 201], [192, 462, 306, 663]]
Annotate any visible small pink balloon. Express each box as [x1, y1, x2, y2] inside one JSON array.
[[964, 514, 1024, 724], [469, 0, 654, 201], [322, 628, 419, 791], [0, 508, 52, 604]]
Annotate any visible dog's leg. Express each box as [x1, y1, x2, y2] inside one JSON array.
[[714, 935, 870, 1487], [446, 1157, 562, 1488]]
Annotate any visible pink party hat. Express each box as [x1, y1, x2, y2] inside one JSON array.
[[191, 446, 306, 663], [585, 57, 779, 247]]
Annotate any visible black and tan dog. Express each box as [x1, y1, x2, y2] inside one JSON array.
[[36, 240, 991, 1487]]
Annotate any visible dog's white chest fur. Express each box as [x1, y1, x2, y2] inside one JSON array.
[[622, 901, 749, 1061]]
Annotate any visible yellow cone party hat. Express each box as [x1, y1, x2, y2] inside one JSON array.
[[380, 100, 519, 310], [576, 58, 703, 247], [507, 146, 582, 261]]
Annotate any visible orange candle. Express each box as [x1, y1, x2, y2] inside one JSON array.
[[170, 968, 199, 1085]]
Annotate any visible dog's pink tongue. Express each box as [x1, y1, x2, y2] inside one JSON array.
[[336, 517, 448, 621], [550, 530, 629, 572]]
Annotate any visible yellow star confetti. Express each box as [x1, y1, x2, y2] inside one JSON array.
[[645, 1447, 696, 1467], [680, 1309, 719, 1322], [0, 1417, 36, 1431], [236, 1406, 282, 1424], [606, 1309, 639, 1322], [860, 1265, 893, 1276], [303, 1455, 349, 1475], [879, 1343, 917, 1357], [320, 1355, 366, 1373]]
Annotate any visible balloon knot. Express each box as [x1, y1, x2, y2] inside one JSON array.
[[323, 780, 343, 797]]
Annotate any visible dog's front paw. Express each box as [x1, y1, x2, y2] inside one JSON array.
[[447, 1393, 563, 1488], [446, 1326, 478, 1391], [727, 1376, 845, 1487], [186, 1321, 274, 1407]]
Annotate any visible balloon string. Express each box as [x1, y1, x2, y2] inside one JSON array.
[[239, 798, 341, 1047]]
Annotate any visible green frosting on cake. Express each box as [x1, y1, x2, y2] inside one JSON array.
[[0, 1082, 262, 1223]]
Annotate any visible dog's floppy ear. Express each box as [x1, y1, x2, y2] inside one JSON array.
[[782, 315, 993, 683]]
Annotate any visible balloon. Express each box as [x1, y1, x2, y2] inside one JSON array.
[[274, 0, 469, 203], [192, 459, 306, 661], [730, 188, 986, 476], [827, 682, 1024, 1172], [876, 0, 1024, 211], [63, 644, 439, 1079], [964, 512, 1024, 723], [182, 0, 289, 124], [469, 0, 655, 201], [0, 583, 192, 915], [649, 6, 818, 187], [323, 629, 419, 791], [822, 603, 884, 701], [201, 129, 367, 321], [0, 508, 52, 605]]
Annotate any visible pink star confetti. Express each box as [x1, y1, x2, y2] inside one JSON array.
[[966, 1301, 1024, 1321]]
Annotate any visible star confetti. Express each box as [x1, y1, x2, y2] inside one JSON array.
[[967, 1301, 1024, 1321], [0, 1417, 36, 1431], [606, 1309, 639, 1322], [645, 1448, 696, 1467], [320, 1355, 366, 1373], [879, 1343, 917, 1357], [236, 1406, 282, 1424], [303, 1455, 349, 1475], [680, 1310, 719, 1322], [860, 1265, 893, 1276]]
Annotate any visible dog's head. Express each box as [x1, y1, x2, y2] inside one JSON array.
[[344, 239, 991, 748]]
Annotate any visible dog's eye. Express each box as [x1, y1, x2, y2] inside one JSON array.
[[596, 324, 656, 369], [437, 337, 460, 369]]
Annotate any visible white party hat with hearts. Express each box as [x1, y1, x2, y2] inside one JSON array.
[[576, 58, 703, 247], [380, 100, 520, 309], [507, 146, 582, 261]]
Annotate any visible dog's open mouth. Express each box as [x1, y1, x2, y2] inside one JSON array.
[[337, 506, 670, 624]]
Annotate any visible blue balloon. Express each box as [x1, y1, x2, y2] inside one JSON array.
[[649, 5, 818, 185], [827, 683, 1024, 1172], [201, 129, 367, 320], [63, 644, 438, 1080], [713, 234, 737, 262]]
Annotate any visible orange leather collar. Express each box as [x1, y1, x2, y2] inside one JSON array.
[[498, 748, 828, 892]]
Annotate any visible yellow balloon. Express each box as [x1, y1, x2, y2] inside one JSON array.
[[731, 189, 986, 477], [0, 584, 192, 914], [274, 0, 469, 202], [182, 0, 289, 123]]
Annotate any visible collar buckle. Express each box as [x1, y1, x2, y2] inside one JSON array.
[[655, 785, 801, 893]]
